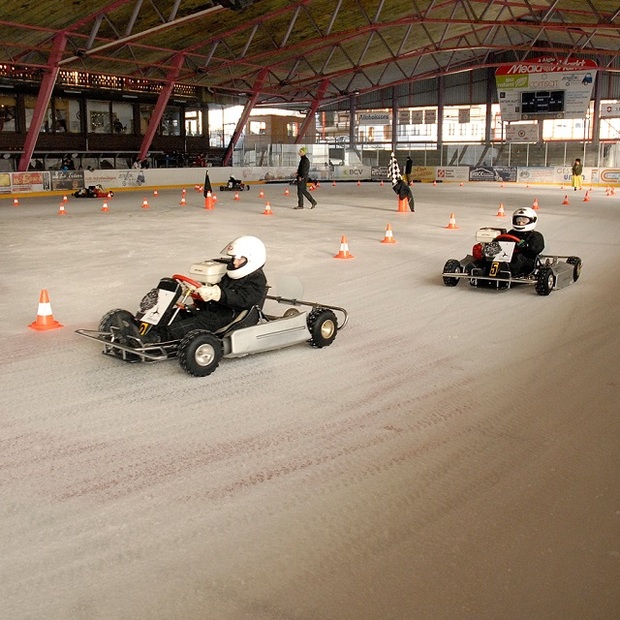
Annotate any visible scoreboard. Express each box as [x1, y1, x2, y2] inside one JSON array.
[[496, 58, 597, 122]]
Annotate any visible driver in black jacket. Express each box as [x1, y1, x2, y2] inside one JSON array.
[[507, 207, 545, 276]]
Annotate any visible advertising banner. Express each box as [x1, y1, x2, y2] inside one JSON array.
[[505, 123, 539, 143], [50, 171, 84, 192], [496, 57, 597, 122], [11, 172, 50, 193]]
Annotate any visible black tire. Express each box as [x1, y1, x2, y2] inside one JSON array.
[[98, 308, 140, 360], [178, 329, 223, 377], [567, 256, 582, 282], [245, 185, 250, 191], [442, 259, 462, 286], [307, 308, 338, 348], [536, 267, 555, 296]]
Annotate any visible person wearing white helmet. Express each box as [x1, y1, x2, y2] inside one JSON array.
[[164, 235, 268, 340], [507, 207, 545, 276]]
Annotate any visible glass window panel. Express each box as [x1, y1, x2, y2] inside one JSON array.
[[0, 95, 17, 132], [87, 100, 111, 133]]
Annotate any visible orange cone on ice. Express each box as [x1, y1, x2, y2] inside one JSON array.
[[433, 180, 437, 187], [63, 195, 68, 203], [532, 197, 539, 210], [284, 187, 289, 196], [562, 195, 570, 205], [57, 203, 67, 215], [380, 224, 396, 244], [101, 201, 109, 213], [262, 201, 273, 216], [179, 196, 186, 206], [153, 189, 158, 197], [334, 236, 355, 259], [445, 212, 459, 229], [204, 191, 214, 210], [213, 193, 218, 204], [13, 198, 19, 207], [583, 189, 591, 202], [332, 180, 336, 186], [258, 189, 265, 198], [29, 289, 63, 331], [357, 180, 361, 187], [142, 198, 150, 209], [234, 191, 240, 201], [496, 203, 505, 217], [397, 197, 409, 213]]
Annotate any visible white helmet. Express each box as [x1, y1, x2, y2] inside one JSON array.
[[512, 207, 538, 232], [221, 235, 266, 279]]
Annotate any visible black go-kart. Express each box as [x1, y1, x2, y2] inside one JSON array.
[[76, 261, 348, 377], [442, 227, 582, 296], [219, 176, 250, 192]]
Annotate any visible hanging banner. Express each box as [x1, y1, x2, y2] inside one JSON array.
[[496, 57, 597, 122], [505, 123, 539, 142]]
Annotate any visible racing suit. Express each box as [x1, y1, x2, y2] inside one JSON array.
[[165, 268, 267, 340], [507, 229, 545, 276]]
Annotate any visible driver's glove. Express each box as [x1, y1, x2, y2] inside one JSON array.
[[517, 239, 527, 248], [197, 284, 221, 302]]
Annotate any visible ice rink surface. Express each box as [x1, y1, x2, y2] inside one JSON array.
[[1, 180, 619, 619]]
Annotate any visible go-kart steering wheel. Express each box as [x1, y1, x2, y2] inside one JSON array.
[[172, 274, 204, 301], [494, 233, 521, 243]]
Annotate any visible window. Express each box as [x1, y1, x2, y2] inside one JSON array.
[[249, 120, 266, 135], [161, 107, 181, 136], [140, 104, 154, 135], [185, 108, 204, 136], [112, 102, 133, 134], [0, 96, 17, 132], [87, 100, 111, 133]]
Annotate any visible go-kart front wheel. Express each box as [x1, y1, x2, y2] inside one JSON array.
[[567, 256, 582, 282], [98, 308, 141, 360], [442, 259, 462, 286], [307, 308, 338, 348], [536, 267, 555, 296], [178, 330, 223, 377]]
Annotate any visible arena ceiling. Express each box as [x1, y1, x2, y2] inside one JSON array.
[[1, 0, 619, 108]]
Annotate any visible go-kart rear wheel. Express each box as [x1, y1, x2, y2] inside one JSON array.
[[307, 308, 338, 348], [442, 259, 462, 286], [536, 267, 555, 296], [567, 256, 582, 282], [178, 329, 223, 377]]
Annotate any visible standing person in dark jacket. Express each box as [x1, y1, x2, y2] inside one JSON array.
[[571, 158, 583, 191], [507, 208, 545, 276], [294, 147, 317, 209], [404, 156, 413, 184]]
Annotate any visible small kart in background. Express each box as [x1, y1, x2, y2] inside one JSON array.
[[75, 260, 348, 377], [219, 176, 250, 191], [442, 227, 582, 296], [73, 184, 113, 198]]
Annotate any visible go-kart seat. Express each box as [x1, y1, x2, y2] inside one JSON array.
[[214, 305, 261, 336]]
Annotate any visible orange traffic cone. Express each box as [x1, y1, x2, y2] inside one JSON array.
[[583, 190, 591, 202], [397, 197, 409, 213], [107, 192, 113, 199], [13, 198, 19, 207], [62, 195, 68, 203], [29, 289, 63, 331], [380, 224, 396, 244], [182, 188, 186, 196], [258, 189, 265, 198], [142, 198, 150, 209], [459, 182, 464, 187], [332, 180, 336, 186], [496, 203, 505, 217], [57, 203, 67, 215], [532, 197, 539, 210], [204, 191, 214, 210], [562, 195, 570, 205], [234, 191, 240, 201], [357, 180, 361, 187], [284, 187, 290, 196], [153, 189, 158, 197], [611, 187, 616, 196], [445, 212, 459, 229], [262, 201, 273, 216], [213, 193, 218, 204], [433, 180, 437, 187], [380, 180, 384, 186], [334, 236, 354, 259], [101, 201, 109, 213], [179, 196, 186, 206]]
